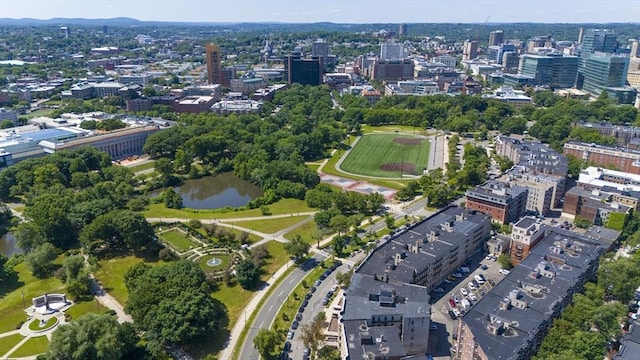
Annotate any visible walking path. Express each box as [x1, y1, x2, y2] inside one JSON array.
[[84, 254, 133, 324]]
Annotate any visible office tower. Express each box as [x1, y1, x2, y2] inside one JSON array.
[[399, 23, 408, 37], [519, 54, 578, 88], [463, 40, 478, 60], [205, 43, 222, 85], [632, 40, 640, 58], [487, 44, 516, 64], [285, 54, 323, 86], [582, 29, 618, 54], [380, 43, 405, 60], [488, 30, 504, 46], [501, 52, 520, 73], [60, 26, 69, 38], [312, 38, 332, 70], [582, 53, 630, 100]]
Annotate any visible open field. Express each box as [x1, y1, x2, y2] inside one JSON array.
[[340, 134, 430, 178], [159, 229, 200, 252], [94, 256, 154, 306], [361, 124, 432, 135], [283, 220, 321, 244], [24, 108, 55, 119], [128, 161, 156, 173], [142, 198, 313, 220]]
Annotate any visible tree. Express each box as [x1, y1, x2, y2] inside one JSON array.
[[124, 261, 228, 353], [164, 188, 183, 209], [13, 221, 47, 252], [317, 345, 341, 360], [236, 259, 261, 290], [335, 269, 353, 288], [154, 157, 174, 184], [283, 235, 310, 262], [497, 253, 513, 270], [385, 215, 395, 230], [331, 236, 345, 255], [253, 328, 281, 360], [63, 254, 85, 280], [300, 312, 326, 357], [45, 313, 139, 360], [25, 243, 57, 278], [80, 210, 155, 256]]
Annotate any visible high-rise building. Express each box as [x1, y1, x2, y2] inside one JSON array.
[[371, 59, 414, 81], [581, 29, 618, 54], [380, 43, 405, 60], [631, 40, 640, 58], [488, 30, 504, 46], [312, 39, 329, 59], [285, 54, 323, 86], [582, 53, 630, 98], [60, 26, 69, 38], [578, 27, 585, 45], [463, 40, 478, 60], [519, 54, 578, 88], [399, 23, 408, 37], [205, 43, 222, 85]]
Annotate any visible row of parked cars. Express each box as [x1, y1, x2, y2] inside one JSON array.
[[283, 260, 343, 357], [447, 273, 496, 319]]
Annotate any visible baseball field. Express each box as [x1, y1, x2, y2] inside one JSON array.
[[339, 133, 430, 178]]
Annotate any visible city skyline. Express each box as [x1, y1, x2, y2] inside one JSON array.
[[2, 0, 640, 24]]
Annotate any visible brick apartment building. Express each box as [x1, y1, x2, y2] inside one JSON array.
[[563, 141, 640, 175], [465, 180, 529, 225]]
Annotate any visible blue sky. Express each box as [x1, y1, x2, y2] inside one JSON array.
[[2, 0, 640, 23]]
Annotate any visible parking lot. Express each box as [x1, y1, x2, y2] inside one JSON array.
[[427, 251, 506, 359]]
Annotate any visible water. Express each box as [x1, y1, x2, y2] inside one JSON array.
[[0, 232, 21, 257], [151, 172, 263, 210]]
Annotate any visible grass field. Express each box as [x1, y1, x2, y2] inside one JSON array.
[[197, 254, 230, 271], [159, 229, 200, 252], [340, 134, 430, 178], [0, 334, 24, 357], [283, 220, 321, 244], [6, 336, 49, 358], [94, 256, 161, 306], [142, 198, 313, 220], [235, 215, 309, 235]]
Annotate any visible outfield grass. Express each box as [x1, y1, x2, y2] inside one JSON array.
[[0, 260, 66, 333], [340, 134, 430, 178], [236, 215, 309, 235], [6, 336, 49, 358], [361, 124, 430, 135], [0, 334, 24, 357], [159, 229, 200, 252], [142, 198, 314, 220]]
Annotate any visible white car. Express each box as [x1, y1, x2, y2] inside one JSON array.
[[468, 293, 478, 301], [474, 275, 485, 284], [499, 269, 511, 276], [453, 308, 462, 318], [468, 281, 476, 290], [460, 288, 468, 296]]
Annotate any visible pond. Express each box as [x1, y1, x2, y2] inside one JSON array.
[[151, 172, 263, 210], [0, 232, 21, 257]]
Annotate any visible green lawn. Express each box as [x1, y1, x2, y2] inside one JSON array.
[[28, 317, 57, 331], [262, 241, 289, 281], [93, 256, 152, 306], [198, 254, 230, 271], [65, 298, 103, 320], [6, 336, 49, 358], [340, 134, 430, 178], [24, 108, 55, 119], [306, 163, 321, 172], [0, 334, 24, 357], [0, 260, 66, 333], [159, 229, 200, 252], [211, 283, 253, 329], [127, 161, 156, 172], [235, 215, 309, 235], [284, 220, 321, 244], [142, 198, 313, 220]]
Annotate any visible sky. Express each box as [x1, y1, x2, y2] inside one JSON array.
[[2, 0, 640, 24]]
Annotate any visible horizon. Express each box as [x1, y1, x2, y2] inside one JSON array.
[[2, 0, 640, 24]]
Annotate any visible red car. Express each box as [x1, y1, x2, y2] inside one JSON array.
[[449, 298, 457, 308]]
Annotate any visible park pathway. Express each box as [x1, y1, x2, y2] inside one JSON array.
[[83, 254, 133, 324]]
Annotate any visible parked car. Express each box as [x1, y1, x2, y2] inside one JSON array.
[[292, 320, 299, 330], [474, 275, 485, 284], [287, 331, 294, 339], [468, 282, 476, 291], [444, 279, 453, 284], [481, 264, 489, 270], [314, 280, 322, 287], [302, 300, 309, 308], [453, 308, 462, 318], [305, 293, 312, 300], [453, 272, 463, 278], [453, 295, 460, 303], [331, 284, 339, 292], [460, 287, 469, 296], [468, 293, 477, 302], [472, 280, 480, 288], [325, 291, 334, 299], [310, 286, 316, 293], [485, 254, 492, 260], [433, 287, 445, 293], [284, 341, 291, 352], [322, 298, 330, 306], [448, 309, 457, 320], [499, 269, 511, 275], [448, 298, 457, 308], [296, 313, 303, 322], [489, 279, 496, 286], [478, 273, 487, 282]]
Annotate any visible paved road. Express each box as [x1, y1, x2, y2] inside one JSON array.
[[238, 254, 329, 360]]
